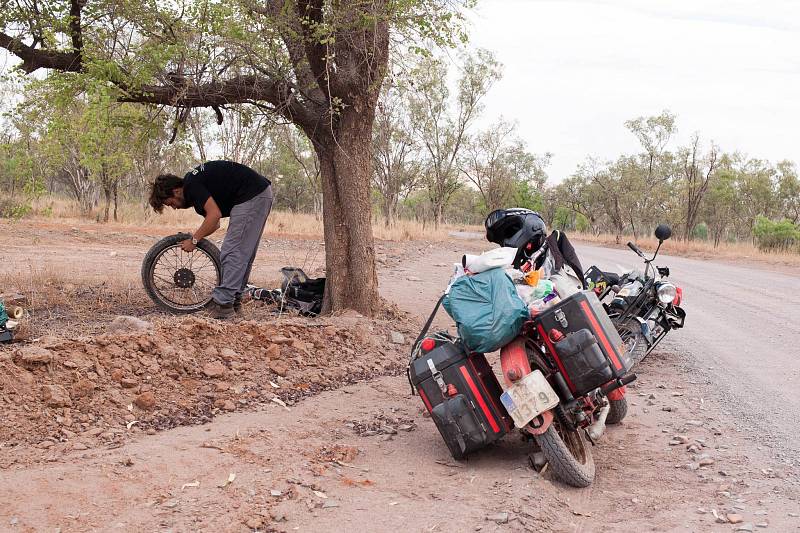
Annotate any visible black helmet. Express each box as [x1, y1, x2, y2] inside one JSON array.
[[485, 208, 547, 249]]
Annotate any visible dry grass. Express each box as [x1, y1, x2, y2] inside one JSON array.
[[26, 196, 480, 242], [572, 231, 800, 268], [3, 267, 147, 339]]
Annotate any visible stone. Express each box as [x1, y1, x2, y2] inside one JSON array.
[[269, 360, 290, 377], [19, 346, 54, 364], [727, 514, 744, 524], [72, 379, 96, 399], [202, 361, 226, 378], [734, 524, 754, 532], [120, 377, 138, 389], [265, 344, 280, 359], [389, 331, 405, 345], [220, 348, 238, 361], [756, 522, 769, 528], [222, 400, 236, 411], [245, 517, 263, 529], [699, 456, 715, 467], [41, 385, 72, 407], [107, 316, 152, 333], [486, 512, 509, 524], [134, 392, 156, 410], [322, 499, 339, 509]]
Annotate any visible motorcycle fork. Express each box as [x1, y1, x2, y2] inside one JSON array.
[[499, 336, 557, 436]]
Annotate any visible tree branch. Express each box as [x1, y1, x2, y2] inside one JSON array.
[[0, 32, 82, 73]]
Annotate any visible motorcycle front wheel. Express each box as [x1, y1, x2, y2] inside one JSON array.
[[141, 233, 222, 313], [617, 319, 648, 364], [535, 418, 595, 487], [606, 396, 628, 425]]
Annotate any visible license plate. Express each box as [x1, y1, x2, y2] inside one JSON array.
[[500, 370, 560, 428]]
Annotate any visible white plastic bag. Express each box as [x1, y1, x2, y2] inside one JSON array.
[[462, 247, 517, 274]]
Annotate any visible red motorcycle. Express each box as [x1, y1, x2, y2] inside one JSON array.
[[409, 290, 635, 487]]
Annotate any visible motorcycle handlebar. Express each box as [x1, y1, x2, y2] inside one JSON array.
[[627, 242, 641, 255]]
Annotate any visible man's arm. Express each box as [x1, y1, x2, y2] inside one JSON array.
[[181, 197, 222, 251]]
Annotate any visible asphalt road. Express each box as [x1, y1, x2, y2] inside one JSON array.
[[577, 243, 800, 466]]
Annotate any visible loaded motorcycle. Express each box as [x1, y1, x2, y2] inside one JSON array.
[[584, 224, 686, 364], [408, 209, 636, 488]]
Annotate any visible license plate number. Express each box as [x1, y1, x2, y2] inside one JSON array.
[[500, 370, 560, 428]]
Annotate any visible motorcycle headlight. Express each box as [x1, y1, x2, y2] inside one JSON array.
[[657, 283, 677, 305]]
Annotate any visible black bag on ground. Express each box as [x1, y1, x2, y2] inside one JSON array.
[[280, 267, 325, 316]]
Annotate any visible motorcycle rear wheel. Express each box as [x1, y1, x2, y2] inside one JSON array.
[[141, 233, 222, 314], [535, 419, 595, 487]]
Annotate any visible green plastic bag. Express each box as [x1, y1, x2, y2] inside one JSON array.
[[444, 268, 530, 353], [0, 301, 7, 328]]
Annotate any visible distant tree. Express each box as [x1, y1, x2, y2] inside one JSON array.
[[678, 134, 718, 241]]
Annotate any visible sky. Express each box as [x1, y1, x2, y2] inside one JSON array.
[[465, 0, 800, 182]]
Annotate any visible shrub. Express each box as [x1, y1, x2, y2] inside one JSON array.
[[753, 216, 800, 252]]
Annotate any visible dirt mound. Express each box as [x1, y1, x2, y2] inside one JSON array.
[[0, 311, 418, 465]]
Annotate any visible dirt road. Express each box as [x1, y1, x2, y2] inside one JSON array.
[[1, 222, 799, 531]]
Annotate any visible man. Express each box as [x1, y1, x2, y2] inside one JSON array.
[[149, 160, 274, 319]]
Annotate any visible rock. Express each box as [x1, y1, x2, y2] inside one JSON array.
[[222, 400, 236, 411], [486, 512, 509, 524], [272, 335, 293, 345], [265, 344, 280, 359], [220, 348, 238, 361], [19, 346, 54, 364], [699, 456, 715, 467], [72, 379, 96, 399], [107, 316, 152, 333], [120, 377, 138, 389], [245, 517, 263, 529], [110, 369, 125, 382], [134, 391, 156, 410], [72, 442, 89, 451], [41, 385, 72, 407], [727, 513, 744, 524], [389, 331, 405, 345], [269, 360, 290, 377], [685, 419, 703, 426], [755, 522, 769, 528], [109, 251, 118, 257], [322, 499, 339, 509], [734, 524, 754, 532], [662, 406, 673, 412], [202, 361, 227, 378]]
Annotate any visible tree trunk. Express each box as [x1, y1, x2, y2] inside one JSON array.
[[113, 181, 119, 222], [433, 202, 444, 229], [313, 108, 380, 317]]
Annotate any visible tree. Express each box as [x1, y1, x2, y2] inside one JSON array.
[[1, 0, 471, 315], [372, 79, 420, 225], [409, 49, 501, 227], [460, 118, 548, 215], [678, 134, 718, 241]]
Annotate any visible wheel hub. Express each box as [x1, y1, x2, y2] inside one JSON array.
[[174, 268, 196, 289]]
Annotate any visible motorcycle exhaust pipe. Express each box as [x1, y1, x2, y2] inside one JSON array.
[[587, 403, 611, 441]]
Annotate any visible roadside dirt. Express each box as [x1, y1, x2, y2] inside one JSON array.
[[0, 219, 798, 532]]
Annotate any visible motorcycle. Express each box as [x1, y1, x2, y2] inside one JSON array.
[[410, 287, 635, 488], [584, 224, 686, 364]]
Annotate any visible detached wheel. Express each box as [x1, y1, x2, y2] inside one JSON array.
[[535, 418, 595, 488], [606, 397, 628, 425], [141, 233, 221, 314]]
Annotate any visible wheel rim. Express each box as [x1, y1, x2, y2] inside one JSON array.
[[555, 420, 590, 466], [149, 245, 220, 311]]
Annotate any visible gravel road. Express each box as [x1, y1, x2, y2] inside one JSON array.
[[577, 243, 800, 466]]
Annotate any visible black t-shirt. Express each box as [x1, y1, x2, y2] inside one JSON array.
[[183, 160, 270, 217]]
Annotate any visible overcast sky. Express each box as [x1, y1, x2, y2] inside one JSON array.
[[466, 0, 800, 182]]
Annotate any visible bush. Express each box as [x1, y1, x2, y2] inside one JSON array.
[[0, 197, 32, 219], [692, 222, 708, 241], [753, 216, 800, 252]]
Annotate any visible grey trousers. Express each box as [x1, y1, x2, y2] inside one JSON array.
[[212, 186, 273, 305]]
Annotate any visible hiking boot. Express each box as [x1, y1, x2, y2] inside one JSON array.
[[208, 300, 235, 319], [233, 298, 242, 313]]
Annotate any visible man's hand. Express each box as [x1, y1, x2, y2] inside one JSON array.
[[180, 239, 196, 253]]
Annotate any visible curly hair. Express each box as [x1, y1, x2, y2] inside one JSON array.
[[149, 174, 184, 213]]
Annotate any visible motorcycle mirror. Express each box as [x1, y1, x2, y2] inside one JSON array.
[[654, 224, 672, 242]]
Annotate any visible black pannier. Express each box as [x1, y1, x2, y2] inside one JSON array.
[[533, 290, 632, 397], [409, 339, 512, 459]]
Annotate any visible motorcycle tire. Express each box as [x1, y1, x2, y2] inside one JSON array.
[[617, 319, 648, 364], [141, 233, 222, 314], [606, 397, 628, 425], [535, 420, 595, 488]]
